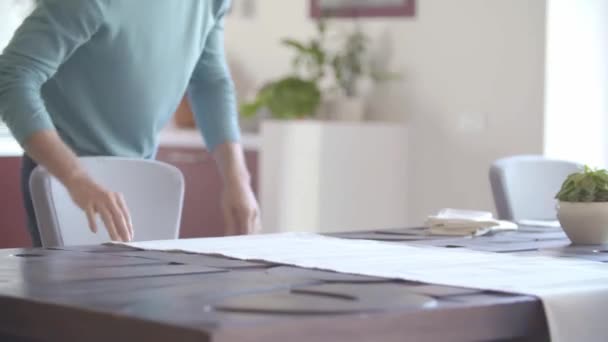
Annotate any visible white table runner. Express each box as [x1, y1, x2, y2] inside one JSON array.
[[122, 233, 608, 342]]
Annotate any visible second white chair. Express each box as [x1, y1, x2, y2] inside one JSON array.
[[30, 157, 185, 247], [489, 155, 582, 221]]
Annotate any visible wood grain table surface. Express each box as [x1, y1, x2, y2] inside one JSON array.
[[0, 225, 599, 342]]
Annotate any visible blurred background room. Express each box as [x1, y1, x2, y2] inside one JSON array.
[[1, 0, 606, 247]]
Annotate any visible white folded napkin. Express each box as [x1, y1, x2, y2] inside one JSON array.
[[425, 208, 518, 236]]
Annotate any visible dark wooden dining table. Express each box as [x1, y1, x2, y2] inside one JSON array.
[[0, 224, 600, 342]]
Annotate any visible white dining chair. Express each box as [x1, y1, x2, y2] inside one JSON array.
[[489, 155, 582, 221], [29, 157, 185, 247]]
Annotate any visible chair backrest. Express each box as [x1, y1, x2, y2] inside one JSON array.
[[30, 157, 184, 247], [489, 155, 582, 221]]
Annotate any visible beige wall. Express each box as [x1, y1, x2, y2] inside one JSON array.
[[544, 0, 608, 168], [226, 0, 547, 224]]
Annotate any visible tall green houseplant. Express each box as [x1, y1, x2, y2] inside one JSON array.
[[240, 21, 328, 119], [240, 20, 399, 120]]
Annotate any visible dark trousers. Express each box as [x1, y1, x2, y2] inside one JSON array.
[[20, 154, 41, 247]]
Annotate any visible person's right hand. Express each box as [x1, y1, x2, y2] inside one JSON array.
[[64, 172, 133, 242]]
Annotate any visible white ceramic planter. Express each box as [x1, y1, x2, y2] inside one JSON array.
[[332, 97, 366, 121], [557, 201, 608, 244]]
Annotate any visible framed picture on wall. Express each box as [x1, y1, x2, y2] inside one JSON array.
[[310, 0, 416, 18]]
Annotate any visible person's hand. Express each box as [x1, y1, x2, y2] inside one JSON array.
[[221, 181, 261, 236], [21, 130, 133, 241], [64, 172, 133, 242], [212, 141, 261, 235]]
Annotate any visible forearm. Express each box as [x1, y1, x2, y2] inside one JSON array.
[[212, 142, 251, 187], [23, 130, 86, 186]]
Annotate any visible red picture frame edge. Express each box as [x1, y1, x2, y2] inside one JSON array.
[[310, 0, 416, 18]]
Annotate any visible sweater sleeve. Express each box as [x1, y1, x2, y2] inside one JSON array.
[[0, 0, 106, 144], [187, 1, 241, 152]]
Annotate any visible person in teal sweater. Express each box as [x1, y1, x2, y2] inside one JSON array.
[[0, 0, 260, 246]]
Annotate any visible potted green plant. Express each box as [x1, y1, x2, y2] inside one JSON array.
[[327, 27, 368, 121], [556, 166, 608, 244], [240, 77, 321, 120], [240, 21, 327, 120], [328, 26, 399, 121], [240, 20, 399, 122]]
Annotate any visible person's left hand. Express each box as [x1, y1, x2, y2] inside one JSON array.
[[221, 181, 261, 235]]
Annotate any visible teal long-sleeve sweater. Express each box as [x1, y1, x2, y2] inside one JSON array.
[[0, 0, 240, 158]]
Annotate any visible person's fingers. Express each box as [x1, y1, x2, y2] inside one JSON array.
[[255, 218, 263, 234], [246, 209, 257, 234], [108, 196, 130, 242], [251, 209, 262, 234], [116, 193, 134, 240], [233, 206, 251, 235], [99, 206, 121, 241], [233, 208, 246, 235], [85, 206, 98, 233], [223, 205, 237, 236]]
